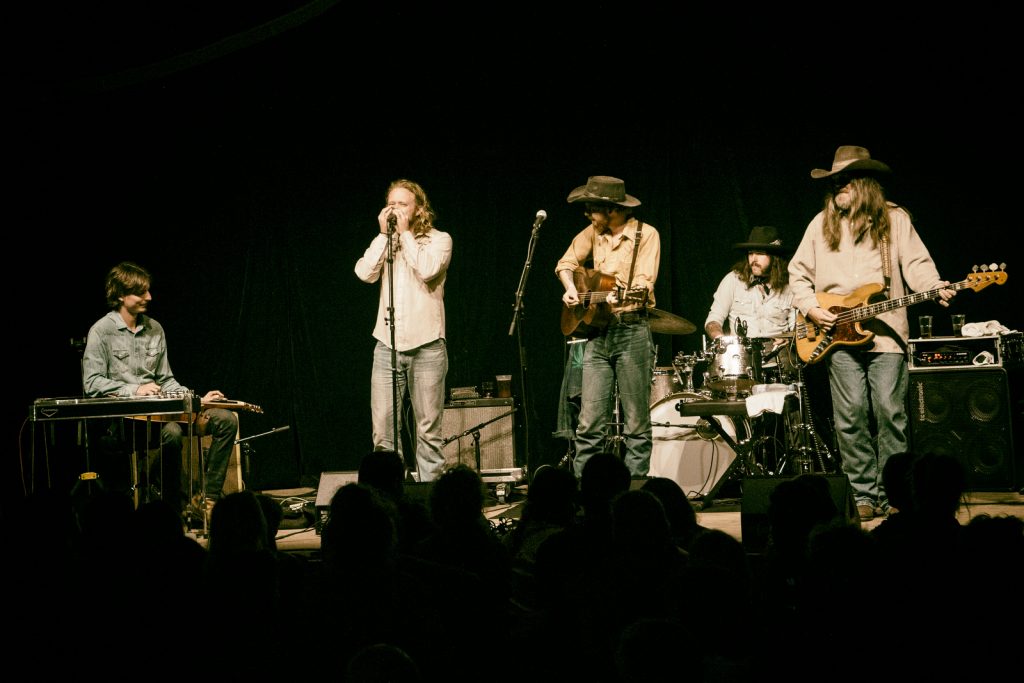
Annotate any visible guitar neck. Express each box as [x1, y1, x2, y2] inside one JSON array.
[[837, 279, 971, 323]]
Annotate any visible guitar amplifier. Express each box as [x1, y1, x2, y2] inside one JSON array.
[[441, 398, 522, 482], [908, 335, 1016, 370]]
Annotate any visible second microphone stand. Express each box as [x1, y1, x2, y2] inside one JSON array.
[[508, 212, 544, 477], [385, 213, 405, 474]]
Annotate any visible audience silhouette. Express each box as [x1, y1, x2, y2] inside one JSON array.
[[13, 442, 1023, 680]]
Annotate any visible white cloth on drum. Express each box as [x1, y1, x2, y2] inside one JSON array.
[[745, 386, 795, 418]]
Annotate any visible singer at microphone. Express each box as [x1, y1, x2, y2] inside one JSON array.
[[533, 209, 547, 230]]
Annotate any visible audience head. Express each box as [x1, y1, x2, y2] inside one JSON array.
[[359, 449, 407, 500], [207, 490, 270, 556], [912, 451, 967, 519], [767, 474, 841, 558], [642, 476, 701, 546], [881, 451, 920, 513], [522, 464, 578, 525], [429, 464, 486, 529], [579, 451, 631, 513]]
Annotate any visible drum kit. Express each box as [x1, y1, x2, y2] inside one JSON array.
[[564, 307, 834, 497], [644, 319, 833, 501]]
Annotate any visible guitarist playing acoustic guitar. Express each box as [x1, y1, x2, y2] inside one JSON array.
[[787, 145, 961, 522], [555, 175, 661, 479]]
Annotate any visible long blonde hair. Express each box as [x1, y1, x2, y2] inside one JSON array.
[[821, 176, 905, 250], [386, 179, 436, 236]]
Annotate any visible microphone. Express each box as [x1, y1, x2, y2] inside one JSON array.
[[533, 209, 547, 229], [387, 212, 397, 230]]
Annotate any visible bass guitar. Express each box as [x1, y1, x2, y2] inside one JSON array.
[[560, 268, 649, 337], [794, 265, 1008, 365]]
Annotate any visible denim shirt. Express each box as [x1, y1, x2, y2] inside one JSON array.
[[704, 271, 795, 338], [82, 310, 187, 397]]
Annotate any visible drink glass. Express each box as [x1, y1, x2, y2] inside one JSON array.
[[918, 315, 933, 338], [951, 314, 966, 336]]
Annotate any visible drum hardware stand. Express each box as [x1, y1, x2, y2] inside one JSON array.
[[783, 365, 837, 475], [603, 381, 626, 459]]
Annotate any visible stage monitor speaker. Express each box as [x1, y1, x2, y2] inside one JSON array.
[[314, 471, 359, 534], [740, 474, 854, 554], [441, 398, 517, 472], [908, 367, 1023, 491]]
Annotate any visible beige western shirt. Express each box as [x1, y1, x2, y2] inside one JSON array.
[[555, 217, 660, 313], [788, 205, 945, 353]]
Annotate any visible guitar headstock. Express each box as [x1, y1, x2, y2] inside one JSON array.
[[622, 286, 650, 306], [966, 263, 1008, 291]]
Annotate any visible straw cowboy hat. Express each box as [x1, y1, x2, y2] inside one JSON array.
[[733, 226, 792, 254], [566, 176, 642, 207], [810, 145, 891, 179]]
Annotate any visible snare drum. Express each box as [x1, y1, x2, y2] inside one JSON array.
[[650, 366, 684, 405], [705, 335, 762, 396]]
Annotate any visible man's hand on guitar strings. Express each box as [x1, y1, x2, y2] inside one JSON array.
[[808, 306, 837, 331]]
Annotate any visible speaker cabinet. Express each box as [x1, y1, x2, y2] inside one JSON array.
[[740, 474, 854, 554], [908, 368, 1023, 491], [441, 398, 518, 476], [314, 471, 359, 534]]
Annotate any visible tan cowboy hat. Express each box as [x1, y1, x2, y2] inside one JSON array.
[[810, 145, 891, 179], [566, 176, 641, 207], [734, 226, 792, 254]]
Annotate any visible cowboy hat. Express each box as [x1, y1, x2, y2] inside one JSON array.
[[810, 145, 891, 179], [566, 176, 641, 207], [734, 226, 792, 254]]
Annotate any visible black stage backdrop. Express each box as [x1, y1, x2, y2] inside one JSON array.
[[5, 5, 1018, 510]]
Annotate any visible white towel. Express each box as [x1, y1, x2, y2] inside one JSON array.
[[961, 320, 1011, 337], [745, 387, 795, 418]]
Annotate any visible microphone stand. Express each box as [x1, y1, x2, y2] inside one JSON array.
[[508, 215, 542, 477], [234, 425, 291, 495], [385, 213, 405, 475]]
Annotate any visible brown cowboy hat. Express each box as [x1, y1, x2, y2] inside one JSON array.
[[566, 176, 641, 207], [810, 145, 891, 179], [734, 226, 792, 254]]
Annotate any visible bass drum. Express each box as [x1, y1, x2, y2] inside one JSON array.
[[648, 392, 746, 499]]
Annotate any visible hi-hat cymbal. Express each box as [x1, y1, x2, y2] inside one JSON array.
[[648, 308, 697, 335]]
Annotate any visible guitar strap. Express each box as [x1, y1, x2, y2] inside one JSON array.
[[880, 235, 892, 297], [624, 219, 644, 306]]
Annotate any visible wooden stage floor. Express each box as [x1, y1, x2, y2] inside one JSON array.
[[242, 485, 1024, 554]]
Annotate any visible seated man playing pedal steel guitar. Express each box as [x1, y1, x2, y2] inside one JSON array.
[[82, 261, 237, 518]]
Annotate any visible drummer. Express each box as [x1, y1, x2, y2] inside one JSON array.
[[703, 226, 796, 379]]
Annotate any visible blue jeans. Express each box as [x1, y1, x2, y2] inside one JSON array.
[[574, 319, 656, 478], [161, 407, 238, 501], [827, 350, 908, 509], [371, 339, 448, 482]]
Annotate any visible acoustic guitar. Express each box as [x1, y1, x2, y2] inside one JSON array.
[[560, 268, 649, 337], [794, 266, 1008, 365]]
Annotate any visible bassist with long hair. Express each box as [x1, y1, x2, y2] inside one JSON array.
[[788, 146, 956, 521]]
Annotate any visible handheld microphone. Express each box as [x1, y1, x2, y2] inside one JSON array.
[[533, 210, 547, 229], [387, 212, 397, 230]]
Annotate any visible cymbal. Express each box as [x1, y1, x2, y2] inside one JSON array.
[[648, 308, 697, 335]]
